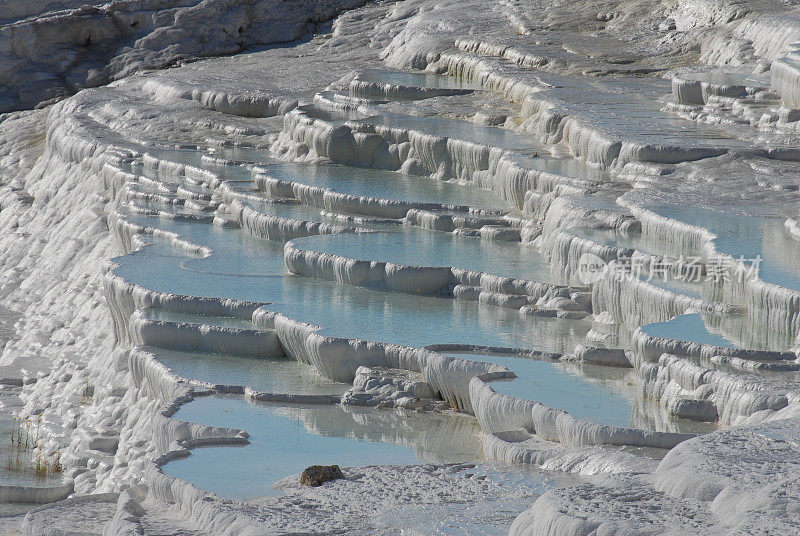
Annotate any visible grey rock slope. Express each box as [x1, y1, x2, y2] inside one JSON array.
[[0, 0, 369, 112]]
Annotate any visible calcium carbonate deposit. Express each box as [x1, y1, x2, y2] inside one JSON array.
[[2, 0, 800, 533]]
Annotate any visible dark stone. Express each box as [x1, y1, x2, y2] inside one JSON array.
[[300, 465, 344, 487]]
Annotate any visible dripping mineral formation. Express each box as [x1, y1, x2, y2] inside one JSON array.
[[2, 0, 800, 534]]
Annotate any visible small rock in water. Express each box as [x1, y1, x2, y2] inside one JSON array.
[[300, 465, 344, 487]]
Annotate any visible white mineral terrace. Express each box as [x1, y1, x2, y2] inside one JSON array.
[[3, 0, 800, 534]]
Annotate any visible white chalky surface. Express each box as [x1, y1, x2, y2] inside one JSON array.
[[2, 0, 800, 534]]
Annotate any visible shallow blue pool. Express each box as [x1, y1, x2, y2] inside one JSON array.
[[290, 228, 555, 282], [163, 396, 483, 498], [256, 161, 510, 209], [147, 347, 349, 395], [650, 205, 800, 291], [641, 313, 737, 348]]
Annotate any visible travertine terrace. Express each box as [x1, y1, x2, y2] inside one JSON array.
[[2, 0, 800, 534]]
